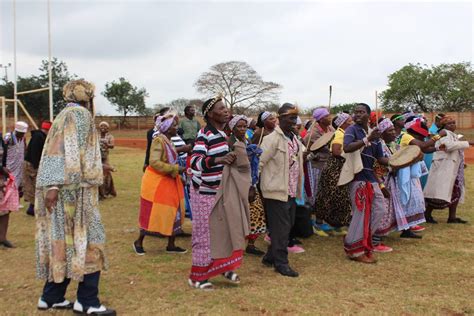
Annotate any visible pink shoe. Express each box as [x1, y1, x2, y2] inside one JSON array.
[[410, 225, 425, 232], [264, 235, 271, 244], [287, 245, 305, 254], [373, 243, 393, 253]]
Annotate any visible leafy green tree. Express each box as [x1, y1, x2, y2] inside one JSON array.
[[379, 62, 473, 112], [329, 103, 357, 114], [430, 63, 474, 111], [0, 58, 77, 120], [102, 77, 149, 125]]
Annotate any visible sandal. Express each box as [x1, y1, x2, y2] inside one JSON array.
[[188, 279, 214, 291], [222, 271, 241, 284]]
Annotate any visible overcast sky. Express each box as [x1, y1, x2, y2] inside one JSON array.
[[0, 0, 472, 115]]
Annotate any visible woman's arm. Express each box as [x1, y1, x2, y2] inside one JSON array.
[[149, 138, 179, 177]]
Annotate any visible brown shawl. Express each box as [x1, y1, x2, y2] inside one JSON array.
[[210, 141, 251, 259]]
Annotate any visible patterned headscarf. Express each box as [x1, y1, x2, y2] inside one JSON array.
[[313, 107, 330, 121], [261, 111, 272, 122], [334, 112, 350, 128], [378, 118, 394, 133], [14, 121, 28, 133], [63, 79, 95, 103], [228, 115, 248, 131], [152, 113, 176, 138]]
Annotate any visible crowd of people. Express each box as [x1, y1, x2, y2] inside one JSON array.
[[0, 78, 472, 314], [138, 95, 474, 289]]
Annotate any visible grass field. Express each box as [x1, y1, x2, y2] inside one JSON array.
[[1, 146, 474, 315]]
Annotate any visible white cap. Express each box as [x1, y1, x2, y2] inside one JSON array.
[[14, 121, 28, 133]]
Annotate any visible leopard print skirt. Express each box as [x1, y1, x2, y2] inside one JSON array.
[[315, 156, 352, 227], [249, 191, 266, 235]]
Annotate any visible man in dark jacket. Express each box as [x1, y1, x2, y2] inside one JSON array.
[[23, 121, 51, 216]]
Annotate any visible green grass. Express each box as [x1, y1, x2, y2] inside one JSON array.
[[1, 146, 473, 315]]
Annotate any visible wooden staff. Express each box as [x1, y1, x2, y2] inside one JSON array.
[[328, 85, 332, 111], [375, 90, 379, 122]]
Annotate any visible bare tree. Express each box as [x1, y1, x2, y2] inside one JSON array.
[[194, 61, 282, 113]]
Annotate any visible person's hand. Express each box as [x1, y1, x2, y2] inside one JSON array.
[[248, 186, 256, 203], [367, 128, 381, 141], [184, 144, 193, 153], [215, 152, 237, 165], [178, 166, 186, 174], [45, 189, 59, 213], [381, 187, 390, 199]]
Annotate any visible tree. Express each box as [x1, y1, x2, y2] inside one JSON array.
[[379, 62, 474, 113], [102, 77, 149, 125], [153, 98, 203, 116], [329, 103, 357, 114], [379, 64, 434, 112], [430, 63, 474, 111], [194, 61, 282, 114], [0, 58, 77, 120]]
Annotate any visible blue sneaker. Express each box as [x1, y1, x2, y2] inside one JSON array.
[[317, 223, 334, 232]]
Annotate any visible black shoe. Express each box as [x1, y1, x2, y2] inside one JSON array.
[[291, 238, 302, 245], [26, 204, 35, 216], [275, 266, 299, 277], [261, 257, 274, 267], [1, 240, 15, 248], [176, 232, 192, 237], [447, 217, 468, 224], [400, 230, 422, 239], [246, 245, 265, 256], [132, 241, 146, 255], [166, 246, 188, 254], [425, 216, 438, 224]]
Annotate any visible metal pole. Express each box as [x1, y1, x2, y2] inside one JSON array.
[[47, 0, 53, 121], [13, 0, 18, 122]]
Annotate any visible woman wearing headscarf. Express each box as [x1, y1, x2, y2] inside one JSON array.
[[228, 115, 266, 256], [188, 96, 246, 290], [314, 112, 353, 235], [424, 116, 474, 224], [4, 121, 28, 192], [371, 118, 398, 253], [251, 111, 277, 146], [303, 107, 334, 236], [394, 116, 438, 238], [98, 121, 116, 199], [133, 112, 187, 255]]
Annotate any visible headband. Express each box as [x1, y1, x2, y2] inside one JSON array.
[[334, 112, 350, 128], [99, 121, 109, 128], [278, 106, 299, 117], [152, 113, 176, 138], [202, 95, 223, 117], [377, 118, 394, 133], [228, 115, 248, 131], [391, 114, 405, 123], [312, 107, 330, 121]]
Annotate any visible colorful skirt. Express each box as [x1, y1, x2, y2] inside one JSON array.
[[375, 176, 398, 235], [315, 156, 351, 227], [393, 178, 426, 230], [306, 163, 322, 206], [139, 167, 185, 236], [190, 188, 243, 282]]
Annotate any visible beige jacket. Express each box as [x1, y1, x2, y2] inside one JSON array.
[[423, 130, 469, 203], [259, 126, 305, 202]]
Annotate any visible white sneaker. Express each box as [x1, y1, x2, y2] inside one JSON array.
[[73, 301, 116, 315], [37, 297, 73, 310]]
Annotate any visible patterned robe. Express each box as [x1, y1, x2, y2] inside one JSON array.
[[35, 104, 106, 283]]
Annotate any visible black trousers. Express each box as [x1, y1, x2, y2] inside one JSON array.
[[263, 197, 296, 269], [41, 271, 101, 308]]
